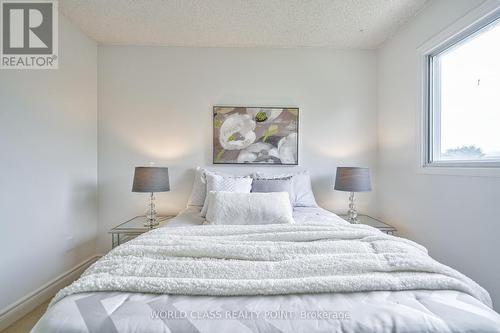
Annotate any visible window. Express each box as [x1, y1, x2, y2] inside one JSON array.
[[424, 14, 500, 167]]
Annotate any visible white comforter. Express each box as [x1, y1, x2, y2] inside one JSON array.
[[52, 216, 490, 307], [32, 208, 500, 333]]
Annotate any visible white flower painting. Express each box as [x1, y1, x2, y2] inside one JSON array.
[[213, 106, 299, 165]]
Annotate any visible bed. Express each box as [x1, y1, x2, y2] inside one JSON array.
[[33, 205, 500, 333]]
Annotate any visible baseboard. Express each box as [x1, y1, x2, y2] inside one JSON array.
[[0, 254, 102, 331]]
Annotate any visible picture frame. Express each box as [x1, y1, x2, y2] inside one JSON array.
[[213, 106, 299, 165]]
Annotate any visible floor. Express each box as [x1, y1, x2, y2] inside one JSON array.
[[1, 301, 49, 333]]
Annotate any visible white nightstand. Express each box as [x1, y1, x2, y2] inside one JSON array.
[[339, 214, 397, 235], [109, 215, 175, 248]]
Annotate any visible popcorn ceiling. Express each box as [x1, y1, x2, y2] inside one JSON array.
[[60, 0, 428, 49]]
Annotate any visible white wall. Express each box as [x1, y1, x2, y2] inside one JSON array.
[[0, 14, 98, 311], [377, 0, 500, 310], [97, 46, 378, 252]]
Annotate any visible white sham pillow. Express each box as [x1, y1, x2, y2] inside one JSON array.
[[187, 167, 207, 207], [253, 171, 317, 207], [200, 173, 253, 217], [205, 191, 294, 225], [187, 167, 237, 207]]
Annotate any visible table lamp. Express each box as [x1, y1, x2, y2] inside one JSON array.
[[132, 167, 170, 227], [334, 167, 371, 224]]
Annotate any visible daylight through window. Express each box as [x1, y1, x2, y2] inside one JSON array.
[[426, 16, 500, 166]]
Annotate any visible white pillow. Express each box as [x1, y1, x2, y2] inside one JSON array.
[[205, 192, 294, 225], [200, 173, 253, 217], [187, 167, 207, 207], [253, 171, 317, 207], [187, 167, 236, 207]]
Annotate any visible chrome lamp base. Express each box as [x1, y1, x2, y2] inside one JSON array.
[[347, 192, 359, 224], [144, 192, 159, 227]]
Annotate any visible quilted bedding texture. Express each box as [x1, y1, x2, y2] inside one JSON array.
[[51, 223, 491, 307]]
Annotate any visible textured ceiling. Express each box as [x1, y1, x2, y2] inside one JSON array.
[[60, 0, 428, 49]]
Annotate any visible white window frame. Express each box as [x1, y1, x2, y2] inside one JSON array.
[[417, 1, 500, 176]]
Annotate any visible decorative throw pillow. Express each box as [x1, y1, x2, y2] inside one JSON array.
[[205, 191, 294, 225], [252, 171, 317, 207], [200, 173, 253, 217], [251, 177, 293, 205]]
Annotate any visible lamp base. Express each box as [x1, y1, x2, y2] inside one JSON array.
[[346, 215, 360, 224], [144, 192, 159, 227], [144, 218, 159, 228], [347, 192, 359, 224]]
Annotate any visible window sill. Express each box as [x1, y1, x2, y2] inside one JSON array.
[[417, 165, 500, 178]]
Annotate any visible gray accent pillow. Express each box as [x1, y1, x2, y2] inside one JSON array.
[[251, 177, 294, 204], [252, 171, 318, 207]]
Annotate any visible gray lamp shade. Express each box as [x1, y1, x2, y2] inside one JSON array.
[[132, 167, 170, 193], [334, 167, 371, 192]]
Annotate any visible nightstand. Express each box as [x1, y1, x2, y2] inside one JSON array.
[[339, 214, 397, 235], [109, 215, 175, 248]]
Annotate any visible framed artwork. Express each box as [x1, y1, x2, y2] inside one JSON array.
[[213, 106, 299, 165]]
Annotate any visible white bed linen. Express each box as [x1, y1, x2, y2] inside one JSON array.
[[32, 208, 500, 333], [164, 206, 346, 228]]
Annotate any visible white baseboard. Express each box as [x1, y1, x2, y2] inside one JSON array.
[[0, 255, 102, 331]]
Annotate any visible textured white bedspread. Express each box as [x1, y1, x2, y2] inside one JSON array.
[[32, 208, 500, 333]]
